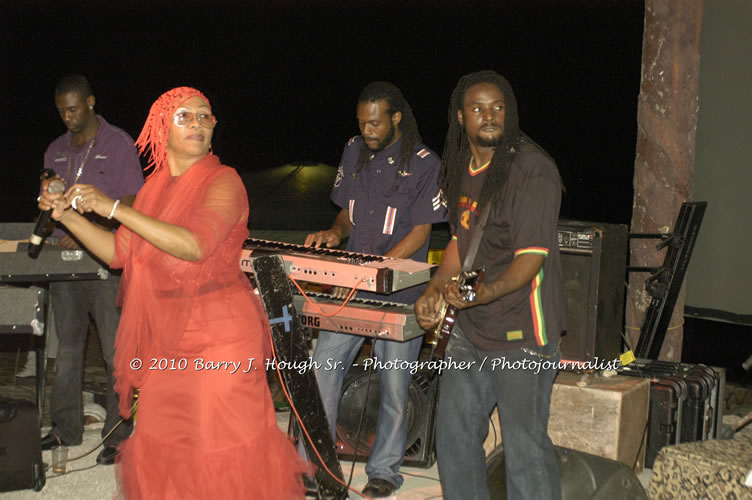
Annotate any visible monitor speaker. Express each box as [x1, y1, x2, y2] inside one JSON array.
[[557, 220, 628, 363], [335, 367, 438, 468], [486, 445, 647, 499]]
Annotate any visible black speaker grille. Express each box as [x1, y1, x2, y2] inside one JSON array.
[[560, 253, 595, 360], [336, 369, 439, 467], [556, 221, 628, 363]]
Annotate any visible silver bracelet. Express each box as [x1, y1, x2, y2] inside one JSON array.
[[107, 199, 120, 220]]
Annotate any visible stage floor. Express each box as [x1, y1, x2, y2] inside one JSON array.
[[0, 328, 445, 499], [3, 327, 752, 498]]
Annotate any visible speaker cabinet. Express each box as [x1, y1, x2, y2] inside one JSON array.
[[0, 398, 45, 492], [335, 367, 439, 468], [557, 220, 628, 363], [486, 445, 647, 500]]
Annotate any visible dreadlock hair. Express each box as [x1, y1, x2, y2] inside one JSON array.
[[54, 74, 94, 99], [440, 70, 522, 229], [356, 81, 422, 176]]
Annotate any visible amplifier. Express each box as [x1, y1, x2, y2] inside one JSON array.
[[336, 367, 439, 468], [556, 220, 629, 363]]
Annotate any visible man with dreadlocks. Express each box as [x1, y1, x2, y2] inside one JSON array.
[[305, 81, 445, 497], [415, 70, 565, 499]]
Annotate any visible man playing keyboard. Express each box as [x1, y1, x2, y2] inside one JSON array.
[[304, 81, 445, 498]]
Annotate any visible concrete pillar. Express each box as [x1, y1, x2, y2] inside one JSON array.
[[626, 0, 703, 361]]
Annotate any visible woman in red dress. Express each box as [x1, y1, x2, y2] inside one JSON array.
[[38, 87, 309, 499]]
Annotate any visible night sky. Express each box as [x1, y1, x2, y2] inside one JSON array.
[[2, 1, 644, 226]]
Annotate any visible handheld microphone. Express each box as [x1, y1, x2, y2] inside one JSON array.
[[28, 172, 65, 259]]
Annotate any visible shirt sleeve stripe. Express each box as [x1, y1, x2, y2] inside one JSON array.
[[514, 247, 549, 257], [528, 268, 548, 346]]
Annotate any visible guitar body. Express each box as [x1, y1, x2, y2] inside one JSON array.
[[431, 304, 459, 360], [428, 268, 484, 360]]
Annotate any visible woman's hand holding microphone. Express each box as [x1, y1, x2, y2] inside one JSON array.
[[38, 180, 118, 222]]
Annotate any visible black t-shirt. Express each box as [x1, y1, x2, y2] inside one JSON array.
[[452, 140, 565, 351]]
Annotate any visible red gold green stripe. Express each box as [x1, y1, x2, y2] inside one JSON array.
[[468, 157, 491, 176], [528, 268, 547, 346], [514, 247, 549, 257]]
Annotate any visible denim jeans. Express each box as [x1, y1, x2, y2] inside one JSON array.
[[310, 331, 422, 487], [49, 277, 132, 446], [436, 326, 561, 500]]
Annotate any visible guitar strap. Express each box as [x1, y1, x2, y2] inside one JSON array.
[[462, 203, 491, 272], [428, 201, 492, 364]]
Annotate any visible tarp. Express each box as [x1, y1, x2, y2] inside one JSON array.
[[242, 161, 451, 251], [241, 162, 340, 231]]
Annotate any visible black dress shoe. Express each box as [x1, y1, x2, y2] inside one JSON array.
[[40, 433, 63, 451], [362, 478, 398, 498], [96, 445, 119, 465]]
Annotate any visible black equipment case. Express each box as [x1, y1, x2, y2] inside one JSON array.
[[618, 360, 724, 468]]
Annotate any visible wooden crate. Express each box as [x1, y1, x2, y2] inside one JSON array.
[[484, 372, 650, 473]]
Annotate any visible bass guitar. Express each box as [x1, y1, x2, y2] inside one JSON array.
[[427, 268, 484, 360]]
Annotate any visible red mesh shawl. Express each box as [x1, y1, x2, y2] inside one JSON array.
[[112, 88, 250, 417]]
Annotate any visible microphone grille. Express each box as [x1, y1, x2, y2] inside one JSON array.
[[48, 179, 66, 194]]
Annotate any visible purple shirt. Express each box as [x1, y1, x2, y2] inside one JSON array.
[[43, 115, 144, 237]]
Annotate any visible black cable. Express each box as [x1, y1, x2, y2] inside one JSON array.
[[632, 414, 650, 471], [489, 412, 499, 452], [401, 470, 441, 482], [48, 400, 136, 471], [346, 340, 376, 488], [45, 462, 100, 478]]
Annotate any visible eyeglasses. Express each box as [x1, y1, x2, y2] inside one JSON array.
[[172, 111, 217, 129]]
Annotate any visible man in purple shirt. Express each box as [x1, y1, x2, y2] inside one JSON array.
[[38, 75, 144, 465]]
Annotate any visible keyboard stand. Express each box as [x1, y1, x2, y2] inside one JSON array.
[[628, 201, 707, 359], [1, 222, 111, 418], [251, 255, 348, 499], [0, 285, 49, 415]]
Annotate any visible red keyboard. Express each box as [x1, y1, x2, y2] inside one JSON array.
[[293, 292, 423, 342], [240, 238, 434, 294]]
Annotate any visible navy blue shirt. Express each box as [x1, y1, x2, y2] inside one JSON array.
[[331, 136, 446, 304]]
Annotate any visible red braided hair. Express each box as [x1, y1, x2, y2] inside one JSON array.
[[135, 86, 211, 176]]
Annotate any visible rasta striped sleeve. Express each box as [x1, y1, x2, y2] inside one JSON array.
[[515, 246, 549, 346]]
